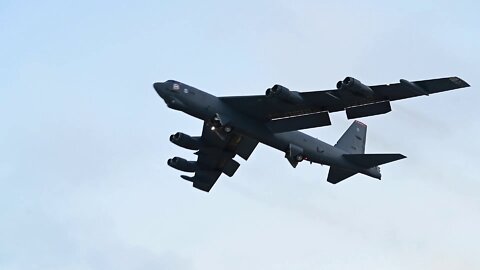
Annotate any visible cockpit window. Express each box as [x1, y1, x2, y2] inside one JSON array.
[[172, 83, 180, 91]]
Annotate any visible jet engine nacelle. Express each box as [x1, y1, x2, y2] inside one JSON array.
[[337, 77, 375, 98], [167, 157, 197, 172], [266, 84, 304, 104], [170, 132, 201, 150]]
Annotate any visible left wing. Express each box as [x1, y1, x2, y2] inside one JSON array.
[[181, 121, 258, 192]]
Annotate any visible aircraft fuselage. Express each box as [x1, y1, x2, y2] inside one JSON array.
[[154, 80, 380, 179]]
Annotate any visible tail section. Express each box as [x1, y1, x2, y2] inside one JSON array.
[[327, 166, 358, 184], [343, 153, 406, 168], [328, 121, 406, 184], [335, 120, 367, 154]]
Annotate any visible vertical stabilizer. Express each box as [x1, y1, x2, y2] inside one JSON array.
[[334, 121, 367, 154], [328, 121, 406, 184]]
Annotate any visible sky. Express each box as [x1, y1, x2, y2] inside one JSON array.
[[1, 0, 479, 269]]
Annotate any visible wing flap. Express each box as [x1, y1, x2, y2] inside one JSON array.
[[181, 170, 222, 192], [267, 111, 331, 133], [191, 170, 222, 192], [222, 159, 240, 177], [235, 135, 259, 160], [346, 101, 391, 119]]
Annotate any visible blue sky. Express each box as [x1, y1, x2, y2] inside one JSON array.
[[1, 1, 479, 269]]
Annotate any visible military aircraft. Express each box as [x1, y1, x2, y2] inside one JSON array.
[[153, 76, 469, 192]]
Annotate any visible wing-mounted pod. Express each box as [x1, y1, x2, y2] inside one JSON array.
[[337, 77, 375, 98], [266, 84, 304, 104], [170, 132, 201, 150], [337, 77, 392, 119], [399, 79, 429, 96], [167, 157, 197, 172]]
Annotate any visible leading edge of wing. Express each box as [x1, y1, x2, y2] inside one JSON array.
[[219, 90, 341, 121], [220, 76, 470, 122]]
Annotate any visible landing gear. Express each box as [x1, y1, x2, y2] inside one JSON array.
[[295, 154, 304, 162], [210, 114, 233, 134], [223, 125, 233, 133]]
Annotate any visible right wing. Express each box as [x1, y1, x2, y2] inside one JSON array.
[[180, 121, 258, 192], [219, 77, 469, 122], [370, 77, 470, 101]]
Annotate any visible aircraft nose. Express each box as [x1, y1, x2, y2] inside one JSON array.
[[153, 82, 163, 92], [153, 82, 167, 97]]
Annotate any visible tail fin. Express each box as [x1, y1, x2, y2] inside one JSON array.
[[335, 120, 367, 154], [343, 153, 406, 168], [328, 121, 406, 184]]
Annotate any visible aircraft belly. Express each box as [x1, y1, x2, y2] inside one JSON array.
[[211, 108, 381, 172]]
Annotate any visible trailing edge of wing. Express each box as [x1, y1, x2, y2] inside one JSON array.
[[182, 170, 222, 192], [234, 135, 258, 160], [267, 111, 331, 133]]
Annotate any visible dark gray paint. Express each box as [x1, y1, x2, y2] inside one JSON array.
[[153, 77, 469, 192]]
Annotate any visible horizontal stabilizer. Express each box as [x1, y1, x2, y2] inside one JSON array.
[[267, 111, 331, 133], [327, 166, 358, 184], [344, 153, 406, 168]]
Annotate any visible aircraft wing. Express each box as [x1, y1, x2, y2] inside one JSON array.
[[370, 77, 469, 100], [181, 121, 258, 192], [219, 77, 469, 122]]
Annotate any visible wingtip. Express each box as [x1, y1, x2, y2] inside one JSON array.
[[451, 77, 470, 88]]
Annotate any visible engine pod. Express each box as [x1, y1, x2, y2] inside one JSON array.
[[168, 157, 197, 172], [170, 132, 201, 150], [339, 77, 375, 98], [266, 84, 304, 104]]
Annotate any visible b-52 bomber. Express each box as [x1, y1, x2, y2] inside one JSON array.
[[153, 76, 469, 192]]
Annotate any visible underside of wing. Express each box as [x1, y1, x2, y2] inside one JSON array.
[[219, 76, 469, 123], [219, 91, 342, 121], [172, 121, 258, 192]]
